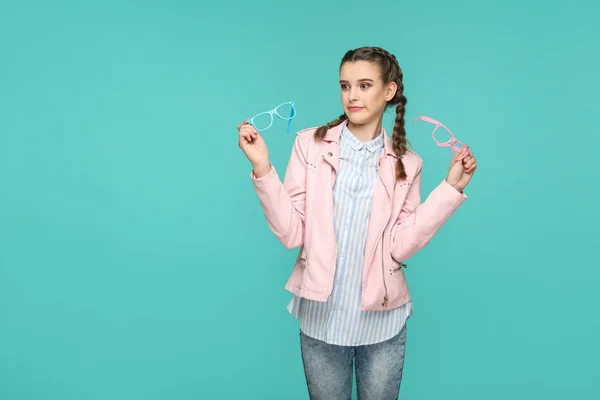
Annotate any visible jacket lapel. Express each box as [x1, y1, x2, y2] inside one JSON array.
[[320, 122, 344, 174], [378, 156, 395, 200]]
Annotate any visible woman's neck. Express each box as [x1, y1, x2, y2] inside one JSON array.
[[346, 119, 383, 142]]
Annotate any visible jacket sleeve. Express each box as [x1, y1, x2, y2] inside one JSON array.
[[250, 133, 307, 249], [390, 161, 467, 262]]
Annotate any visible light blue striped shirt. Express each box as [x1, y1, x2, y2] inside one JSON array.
[[287, 122, 412, 346]]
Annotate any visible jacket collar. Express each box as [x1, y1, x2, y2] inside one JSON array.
[[321, 120, 399, 200]]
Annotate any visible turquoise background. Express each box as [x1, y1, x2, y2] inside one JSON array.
[[1, 0, 599, 399]]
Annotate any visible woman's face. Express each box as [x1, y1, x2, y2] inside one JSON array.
[[339, 60, 397, 126]]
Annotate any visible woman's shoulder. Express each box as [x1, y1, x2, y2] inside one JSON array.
[[295, 126, 320, 138], [401, 148, 424, 176], [291, 126, 322, 149], [403, 148, 422, 163], [286, 126, 322, 160]]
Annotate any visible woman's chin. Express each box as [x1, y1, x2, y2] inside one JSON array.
[[347, 114, 373, 126]]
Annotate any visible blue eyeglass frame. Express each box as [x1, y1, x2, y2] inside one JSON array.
[[247, 101, 296, 133]]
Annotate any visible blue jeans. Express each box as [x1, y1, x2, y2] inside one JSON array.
[[299, 325, 407, 400]]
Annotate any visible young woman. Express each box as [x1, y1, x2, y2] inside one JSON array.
[[237, 46, 477, 399]]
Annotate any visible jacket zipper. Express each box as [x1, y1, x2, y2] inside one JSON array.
[[375, 222, 390, 307], [393, 262, 407, 272], [377, 158, 392, 308], [381, 255, 389, 307]]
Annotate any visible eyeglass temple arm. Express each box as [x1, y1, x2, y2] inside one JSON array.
[[286, 107, 294, 134]]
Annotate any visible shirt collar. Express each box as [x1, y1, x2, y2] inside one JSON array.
[[341, 121, 385, 153]]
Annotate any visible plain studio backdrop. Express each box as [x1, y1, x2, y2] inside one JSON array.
[[1, 0, 598, 399]]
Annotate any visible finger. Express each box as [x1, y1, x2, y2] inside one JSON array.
[[462, 156, 475, 167], [240, 126, 254, 137], [241, 131, 253, 143], [241, 125, 257, 135], [452, 150, 463, 162], [462, 153, 475, 164], [237, 119, 250, 131], [239, 134, 250, 147]]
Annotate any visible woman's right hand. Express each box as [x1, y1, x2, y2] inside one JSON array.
[[238, 119, 270, 177]]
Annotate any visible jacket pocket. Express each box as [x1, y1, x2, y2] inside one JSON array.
[[383, 259, 409, 304], [389, 261, 407, 274]]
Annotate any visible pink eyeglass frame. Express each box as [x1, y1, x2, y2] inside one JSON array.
[[413, 116, 470, 160]]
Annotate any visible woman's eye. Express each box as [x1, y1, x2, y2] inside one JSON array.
[[341, 84, 349, 90], [361, 83, 371, 89]]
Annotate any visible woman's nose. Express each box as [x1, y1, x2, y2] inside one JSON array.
[[348, 88, 359, 102]]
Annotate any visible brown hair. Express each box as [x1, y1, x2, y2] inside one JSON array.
[[314, 46, 409, 180]]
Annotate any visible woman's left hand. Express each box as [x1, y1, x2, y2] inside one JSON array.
[[446, 147, 477, 192]]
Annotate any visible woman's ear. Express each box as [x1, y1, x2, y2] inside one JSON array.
[[385, 81, 398, 102]]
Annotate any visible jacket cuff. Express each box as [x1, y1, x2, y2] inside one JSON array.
[[442, 179, 468, 200], [250, 163, 276, 182]]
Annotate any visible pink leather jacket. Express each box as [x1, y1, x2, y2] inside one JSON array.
[[251, 122, 467, 311]]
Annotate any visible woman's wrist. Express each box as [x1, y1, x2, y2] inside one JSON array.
[[446, 178, 464, 193], [252, 161, 271, 178]]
